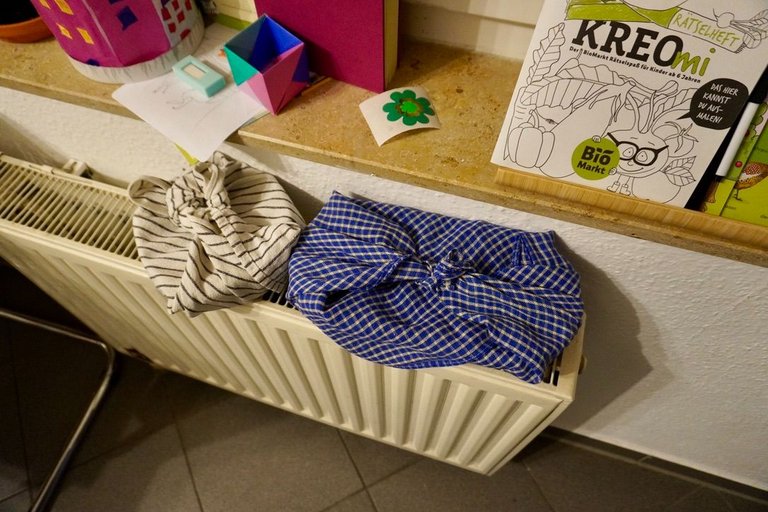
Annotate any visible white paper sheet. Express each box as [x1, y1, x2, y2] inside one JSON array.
[[113, 24, 267, 161], [359, 86, 440, 146]]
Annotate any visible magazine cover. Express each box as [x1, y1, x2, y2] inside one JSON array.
[[491, 0, 768, 207]]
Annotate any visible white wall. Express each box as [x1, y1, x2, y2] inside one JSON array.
[[1, 0, 767, 490], [401, 0, 542, 60]]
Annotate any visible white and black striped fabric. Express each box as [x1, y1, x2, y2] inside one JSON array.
[[129, 152, 305, 316]]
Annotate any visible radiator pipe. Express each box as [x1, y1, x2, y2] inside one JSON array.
[[0, 308, 116, 512]]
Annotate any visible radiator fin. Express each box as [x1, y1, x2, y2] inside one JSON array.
[[201, 313, 268, 399], [410, 374, 450, 452], [383, 367, 414, 446], [296, 339, 345, 425], [272, 328, 324, 417], [238, 320, 298, 407], [319, 341, 364, 431], [453, 394, 518, 465], [221, 314, 285, 404]]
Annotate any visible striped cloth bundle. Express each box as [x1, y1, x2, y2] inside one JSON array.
[[287, 193, 584, 383], [129, 152, 305, 316]]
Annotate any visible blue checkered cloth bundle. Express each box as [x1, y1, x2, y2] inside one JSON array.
[[287, 193, 584, 383]]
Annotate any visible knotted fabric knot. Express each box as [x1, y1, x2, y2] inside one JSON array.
[[420, 250, 475, 291], [206, 189, 228, 209], [129, 151, 305, 317], [166, 162, 231, 231], [167, 189, 206, 228]]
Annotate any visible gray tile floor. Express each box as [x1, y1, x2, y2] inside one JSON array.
[[0, 268, 766, 512], [2, 322, 767, 512]]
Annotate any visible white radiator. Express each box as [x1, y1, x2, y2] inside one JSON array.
[[0, 154, 584, 475]]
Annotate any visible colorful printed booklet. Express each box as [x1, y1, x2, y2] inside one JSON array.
[[700, 96, 768, 216], [491, 0, 768, 207], [720, 121, 768, 226]]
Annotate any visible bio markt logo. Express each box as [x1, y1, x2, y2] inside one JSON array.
[[571, 136, 620, 181]]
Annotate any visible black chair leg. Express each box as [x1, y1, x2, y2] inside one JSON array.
[[0, 309, 116, 512]]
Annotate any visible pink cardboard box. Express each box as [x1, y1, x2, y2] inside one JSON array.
[[224, 15, 309, 114]]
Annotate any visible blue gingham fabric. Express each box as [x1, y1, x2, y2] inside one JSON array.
[[287, 193, 584, 383]]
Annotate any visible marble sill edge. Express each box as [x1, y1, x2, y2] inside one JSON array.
[[0, 36, 766, 267]]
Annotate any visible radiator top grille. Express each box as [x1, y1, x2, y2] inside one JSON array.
[[0, 156, 138, 259]]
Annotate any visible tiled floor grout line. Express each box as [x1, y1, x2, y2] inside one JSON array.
[[64, 391, 174, 472], [17, 366, 205, 512], [662, 485, 707, 511], [718, 490, 740, 512], [315, 490, 373, 512], [539, 433, 642, 465], [70, 431, 168, 472], [520, 458, 560, 512], [727, 495, 750, 512], [633, 453, 768, 505], [359, 458, 422, 490], [37, 433, 160, 489], [636, 463, 768, 506], [7, 331, 35, 506], [334, 429, 380, 512], [539, 434, 768, 505], [0, 488, 30, 508], [167, 394, 206, 512]]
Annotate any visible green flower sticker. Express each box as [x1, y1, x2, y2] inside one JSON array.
[[360, 86, 441, 145], [382, 89, 435, 126]]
